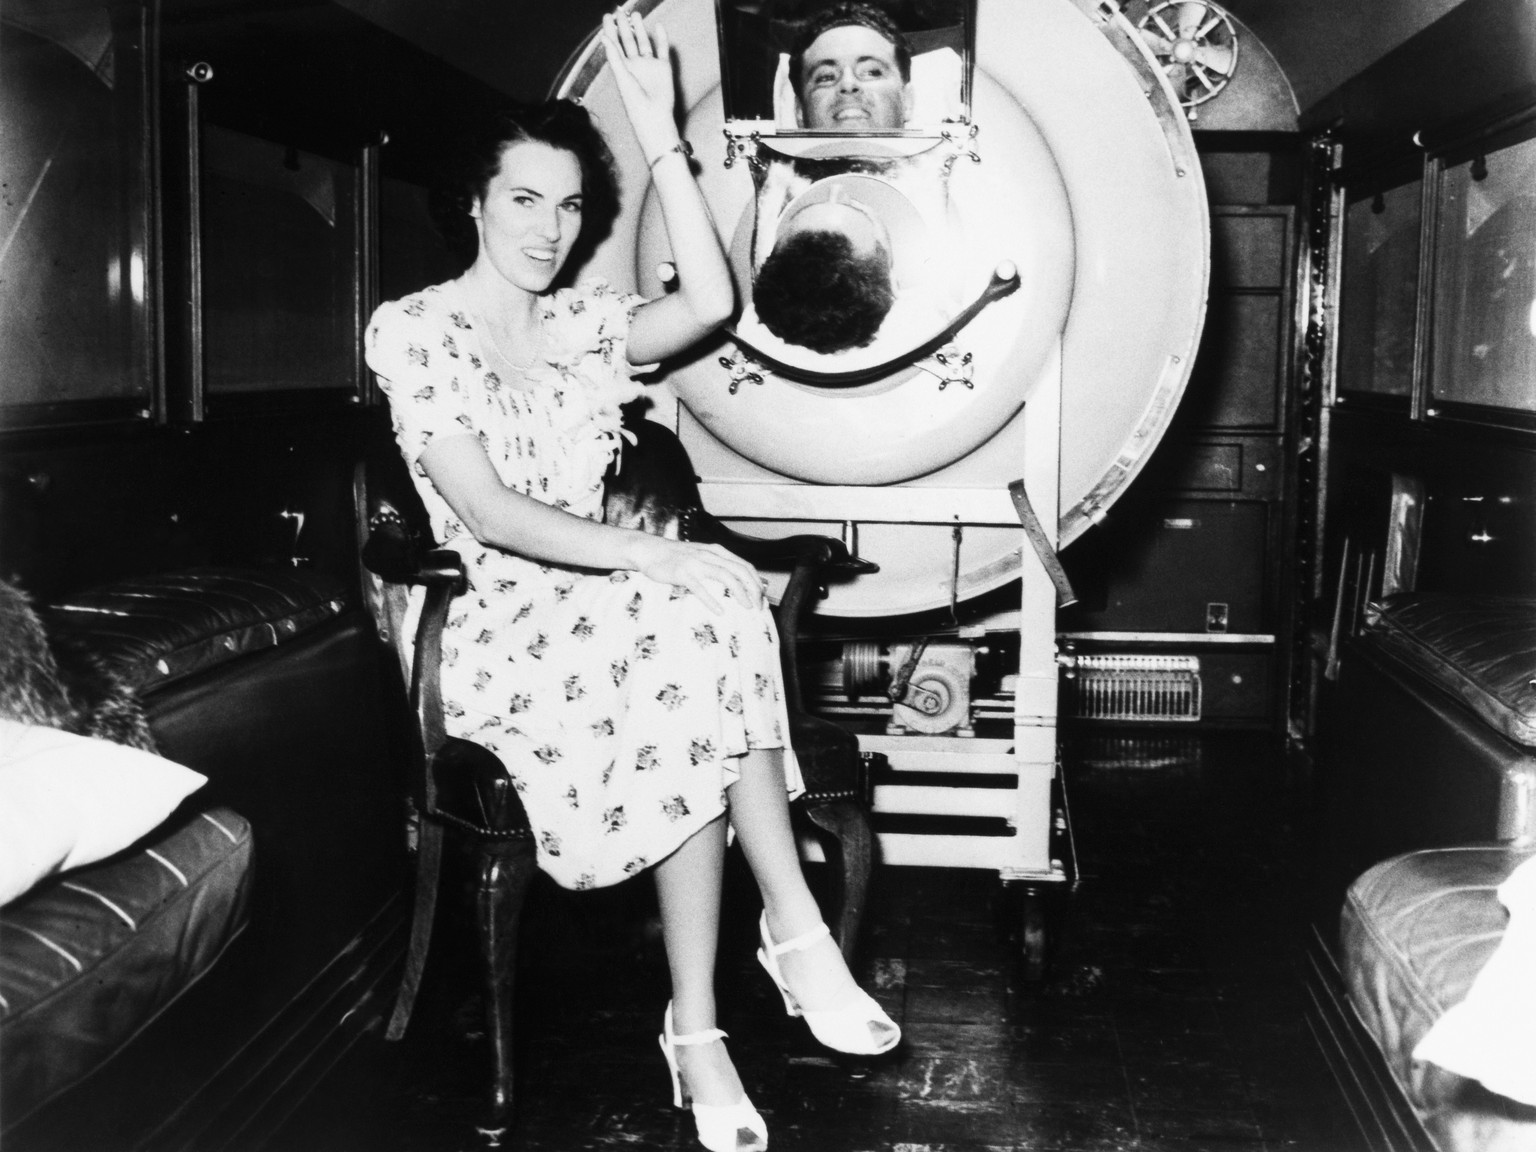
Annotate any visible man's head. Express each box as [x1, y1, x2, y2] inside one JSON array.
[[789, 3, 913, 131], [752, 183, 896, 354]]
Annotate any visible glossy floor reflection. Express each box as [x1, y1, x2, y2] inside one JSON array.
[[271, 730, 1363, 1152]]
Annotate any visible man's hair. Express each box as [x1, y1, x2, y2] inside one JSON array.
[[789, 2, 912, 94], [754, 229, 895, 355]]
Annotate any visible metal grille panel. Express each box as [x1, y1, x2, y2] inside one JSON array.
[[1067, 654, 1202, 722]]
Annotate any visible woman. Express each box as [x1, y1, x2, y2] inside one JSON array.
[[364, 11, 898, 1152]]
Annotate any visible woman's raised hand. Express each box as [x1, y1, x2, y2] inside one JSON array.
[[630, 535, 765, 616], [599, 4, 735, 363], [601, 9, 679, 159]]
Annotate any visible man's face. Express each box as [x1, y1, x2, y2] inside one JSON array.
[[796, 24, 912, 131]]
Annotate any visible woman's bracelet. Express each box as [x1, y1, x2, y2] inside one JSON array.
[[647, 140, 693, 172]]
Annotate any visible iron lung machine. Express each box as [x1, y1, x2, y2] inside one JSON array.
[[556, 0, 1209, 942]]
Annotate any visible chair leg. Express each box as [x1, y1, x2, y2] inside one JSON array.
[[802, 798, 873, 965], [475, 836, 538, 1125], [386, 818, 445, 1041]]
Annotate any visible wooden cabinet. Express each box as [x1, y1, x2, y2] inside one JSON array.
[[1059, 142, 1301, 728]]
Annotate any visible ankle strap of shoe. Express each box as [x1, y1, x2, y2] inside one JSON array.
[[767, 921, 831, 956], [670, 1026, 728, 1046]]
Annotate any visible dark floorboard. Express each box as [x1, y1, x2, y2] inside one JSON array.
[[264, 729, 1365, 1152]]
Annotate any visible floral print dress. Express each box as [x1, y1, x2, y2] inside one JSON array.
[[365, 279, 802, 889]]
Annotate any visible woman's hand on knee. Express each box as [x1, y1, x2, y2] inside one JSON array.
[[630, 535, 764, 615]]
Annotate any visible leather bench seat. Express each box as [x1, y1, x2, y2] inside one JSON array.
[[47, 568, 348, 691], [1342, 846, 1536, 1150], [3, 568, 362, 1142], [1322, 594, 1536, 906], [1, 807, 254, 1126], [1365, 593, 1536, 749]]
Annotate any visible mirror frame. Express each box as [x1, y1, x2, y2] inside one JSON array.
[[714, 0, 976, 147]]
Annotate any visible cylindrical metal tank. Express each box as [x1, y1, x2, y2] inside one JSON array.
[[557, 0, 1208, 619]]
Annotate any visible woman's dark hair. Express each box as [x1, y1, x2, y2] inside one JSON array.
[[753, 229, 895, 354], [429, 99, 621, 281]]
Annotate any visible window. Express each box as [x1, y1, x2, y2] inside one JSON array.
[[1338, 179, 1421, 399], [1430, 134, 1536, 415], [200, 126, 361, 397], [0, 4, 150, 424]]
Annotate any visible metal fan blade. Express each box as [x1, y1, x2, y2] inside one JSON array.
[[1141, 30, 1175, 56], [1189, 61, 1221, 93], [1193, 41, 1234, 74], [1163, 60, 1192, 97], [1175, 1, 1208, 40]]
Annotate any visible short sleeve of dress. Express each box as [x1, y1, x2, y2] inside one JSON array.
[[545, 280, 655, 406], [365, 293, 476, 468]]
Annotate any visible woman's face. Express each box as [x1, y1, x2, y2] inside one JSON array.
[[471, 140, 584, 293]]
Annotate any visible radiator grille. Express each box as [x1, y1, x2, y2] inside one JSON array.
[[1066, 654, 1202, 722]]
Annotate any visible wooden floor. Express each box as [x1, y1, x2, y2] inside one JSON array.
[[266, 729, 1367, 1152]]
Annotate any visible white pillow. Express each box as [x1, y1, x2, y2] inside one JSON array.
[[0, 718, 207, 906], [1414, 853, 1536, 1106]]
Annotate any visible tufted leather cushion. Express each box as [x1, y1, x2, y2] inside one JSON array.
[[0, 805, 253, 1127], [1364, 594, 1536, 748], [46, 569, 348, 694], [1342, 845, 1536, 1140]]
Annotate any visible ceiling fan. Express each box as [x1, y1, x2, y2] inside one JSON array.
[[1135, 0, 1240, 114]]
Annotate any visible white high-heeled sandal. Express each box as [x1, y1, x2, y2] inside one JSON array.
[[756, 913, 901, 1056], [658, 1002, 769, 1152]]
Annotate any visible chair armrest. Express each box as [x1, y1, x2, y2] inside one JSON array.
[[679, 510, 873, 713], [685, 509, 876, 714], [362, 507, 467, 593], [360, 506, 466, 762], [684, 509, 879, 577]]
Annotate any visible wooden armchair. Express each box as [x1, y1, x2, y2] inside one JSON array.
[[359, 497, 536, 1126], [355, 416, 878, 1124]]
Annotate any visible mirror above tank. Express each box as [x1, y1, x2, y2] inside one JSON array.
[[715, 0, 974, 146]]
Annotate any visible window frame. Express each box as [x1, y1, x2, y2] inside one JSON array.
[[160, 47, 380, 425], [1420, 110, 1536, 434], [1331, 156, 1424, 416], [0, 3, 156, 433], [1331, 102, 1536, 437]]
